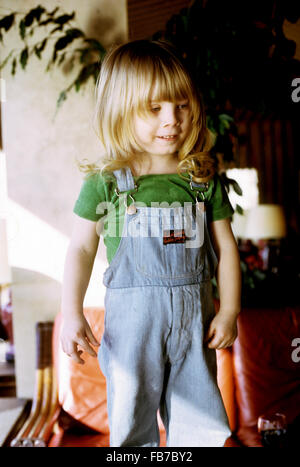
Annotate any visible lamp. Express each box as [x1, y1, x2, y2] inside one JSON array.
[[244, 204, 287, 274], [244, 204, 287, 241]]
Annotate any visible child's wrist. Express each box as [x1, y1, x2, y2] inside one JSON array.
[[217, 307, 240, 318]]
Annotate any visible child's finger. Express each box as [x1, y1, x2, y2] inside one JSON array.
[[207, 339, 219, 349], [207, 333, 223, 349], [76, 336, 98, 357], [85, 325, 100, 346], [204, 324, 215, 344]]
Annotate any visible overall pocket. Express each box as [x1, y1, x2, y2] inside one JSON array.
[[133, 206, 205, 279]]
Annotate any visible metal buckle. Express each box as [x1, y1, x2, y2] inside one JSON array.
[[189, 178, 208, 203], [114, 183, 138, 197], [189, 179, 209, 192], [114, 183, 138, 207]]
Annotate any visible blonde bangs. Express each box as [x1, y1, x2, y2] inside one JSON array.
[[133, 57, 197, 119]]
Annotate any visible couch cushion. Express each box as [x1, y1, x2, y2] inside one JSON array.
[[232, 306, 300, 447], [53, 308, 167, 444], [53, 307, 236, 445], [53, 308, 109, 434], [216, 348, 237, 432]]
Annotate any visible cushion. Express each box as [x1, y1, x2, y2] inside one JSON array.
[[53, 307, 235, 444], [232, 306, 300, 447], [53, 308, 109, 433]]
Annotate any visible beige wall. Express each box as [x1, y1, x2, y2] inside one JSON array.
[[1, 0, 127, 398]]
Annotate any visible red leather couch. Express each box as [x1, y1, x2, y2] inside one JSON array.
[[48, 304, 300, 447]]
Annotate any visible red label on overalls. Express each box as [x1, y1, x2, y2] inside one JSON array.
[[163, 229, 186, 245]]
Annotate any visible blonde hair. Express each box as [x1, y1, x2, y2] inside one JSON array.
[[78, 40, 216, 183]]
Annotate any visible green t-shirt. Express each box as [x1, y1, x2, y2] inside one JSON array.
[[73, 171, 234, 263]]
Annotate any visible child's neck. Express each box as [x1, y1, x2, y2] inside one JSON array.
[[131, 154, 179, 176]]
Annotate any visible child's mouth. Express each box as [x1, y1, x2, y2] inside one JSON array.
[[157, 135, 178, 141]]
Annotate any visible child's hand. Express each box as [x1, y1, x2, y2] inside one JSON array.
[[204, 311, 238, 349], [60, 313, 100, 364]]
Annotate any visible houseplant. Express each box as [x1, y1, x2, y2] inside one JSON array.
[[0, 4, 106, 114], [152, 0, 300, 193]]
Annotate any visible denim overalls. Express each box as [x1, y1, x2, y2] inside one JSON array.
[[98, 167, 231, 447]]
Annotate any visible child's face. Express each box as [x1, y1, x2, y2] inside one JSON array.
[[133, 99, 192, 159]]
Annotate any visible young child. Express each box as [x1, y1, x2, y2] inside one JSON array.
[[60, 40, 241, 447]]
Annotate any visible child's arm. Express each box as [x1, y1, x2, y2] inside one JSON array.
[[205, 217, 241, 349], [60, 214, 100, 364]]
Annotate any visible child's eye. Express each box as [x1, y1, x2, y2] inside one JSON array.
[[149, 103, 188, 113]]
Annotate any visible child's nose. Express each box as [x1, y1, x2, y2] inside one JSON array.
[[161, 106, 180, 127]]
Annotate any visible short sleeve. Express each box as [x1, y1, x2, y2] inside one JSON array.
[[73, 173, 106, 221], [206, 173, 234, 222]]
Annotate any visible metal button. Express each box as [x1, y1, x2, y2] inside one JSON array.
[[127, 204, 137, 215]]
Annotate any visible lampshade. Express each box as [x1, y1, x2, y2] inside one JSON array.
[[244, 204, 287, 240]]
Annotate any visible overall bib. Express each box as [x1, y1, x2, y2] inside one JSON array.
[[98, 167, 231, 447]]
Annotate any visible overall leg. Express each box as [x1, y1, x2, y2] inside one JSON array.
[[99, 286, 171, 447], [159, 283, 231, 447]]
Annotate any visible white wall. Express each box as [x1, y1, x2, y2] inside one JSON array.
[[1, 0, 128, 398]]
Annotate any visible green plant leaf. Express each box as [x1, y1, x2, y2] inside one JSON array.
[[24, 5, 45, 27], [226, 178, 243, 196], [253, 269, 266, 281], [219, 113, 234, 122], [0, 13, 15, 32], [54, 35, 73, 51], [19, 19, 26, 39], [20, 47, 28, 69], [39, 18, 55, 27], [233, 181, 243, 196], [50, 25, 63, 34], [77, 48, 91, 64], [54, 12, 75, 26], [235, 204, 244, 215], [57, 51, 66, 66], [0, 50, 14, 70], [24, 10, 35, 27], [47, 7, 60, 18], [65, 27, 84, 39], [84, 38, 106, 54], [181, 15, 188, 34], [11, 57, 17, 75], [73, 63, 98, 92], [33, 5, 45, 22], [57, 90, 67, 108], [34, 38, 47, 59]]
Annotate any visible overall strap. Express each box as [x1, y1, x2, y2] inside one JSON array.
[[189, 176, 210, 204], [113, 167, 136, 192], [190, 179, 209, 190], [192, 181, 207, 191]]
